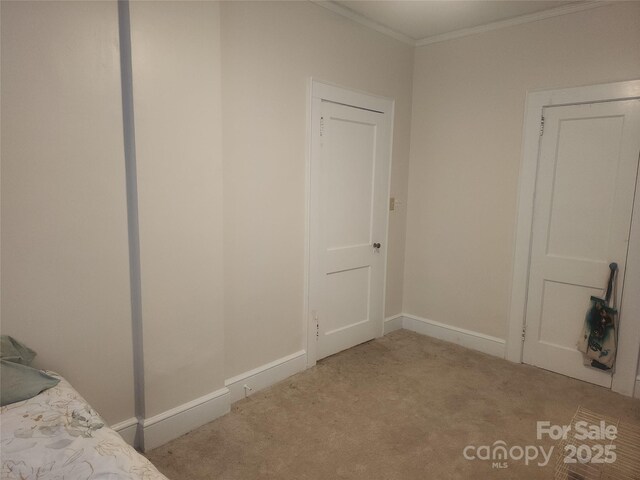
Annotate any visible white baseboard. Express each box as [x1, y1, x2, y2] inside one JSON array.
[[225, 350, 307, 404], [111, 417, 138, 446], [128, 319, 634, 452], [135, 315, 509, 451], [140, 387, 230, 452], [135, 349, 307, 451], [398, 313, 506, 358], [383, 314, 403, 334]]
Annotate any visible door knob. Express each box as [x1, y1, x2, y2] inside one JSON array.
[[373, 243, 381, 249]]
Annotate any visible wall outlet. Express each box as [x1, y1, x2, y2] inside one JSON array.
[[389, 197, 396, 211]]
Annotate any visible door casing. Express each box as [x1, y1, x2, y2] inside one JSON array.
[[305, 79, 395, 367], [507, 80, 640, 396]]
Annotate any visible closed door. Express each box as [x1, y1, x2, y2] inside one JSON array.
[[310, 96, 392, 361], [523, 99, 640, 386]]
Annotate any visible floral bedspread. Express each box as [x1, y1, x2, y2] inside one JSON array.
[[0, 373, 168, 480]]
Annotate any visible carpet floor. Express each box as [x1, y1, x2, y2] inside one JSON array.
[[146, 329, 640, 479]]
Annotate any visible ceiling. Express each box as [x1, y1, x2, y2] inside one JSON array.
[[328, 1, 589, 44]]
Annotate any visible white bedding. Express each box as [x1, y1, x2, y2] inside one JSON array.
[[0, 373, 168, 480]]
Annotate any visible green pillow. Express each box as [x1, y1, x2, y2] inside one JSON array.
[[1, 335, 36, 365], [1, 360, 60, 406]]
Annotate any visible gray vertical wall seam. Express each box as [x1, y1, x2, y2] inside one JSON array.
[[117, 0, 146, 442]]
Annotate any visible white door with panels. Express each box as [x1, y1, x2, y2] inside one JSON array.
[[309, 83, 393, 361], [523, 99, 640, 387]]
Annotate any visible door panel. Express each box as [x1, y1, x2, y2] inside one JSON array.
[[325, 116, 376, 249], [523, 99, 640, 387], [538, 281, 602, 348], [546, 115, 625, 261], [325, 266, 371, 335], [311, 99, 391, 361]]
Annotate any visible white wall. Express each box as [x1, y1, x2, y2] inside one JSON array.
[[0, 0, 226, 426], [221, 1, 414, 377], [404, 2, 640, 339], [0, 1, 135, 424], [0, 0, 411, 434], [5, 0, 637, 440], [128, 1, 225, 417]]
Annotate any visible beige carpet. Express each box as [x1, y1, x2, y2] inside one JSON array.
[[146, 329, 640, 479]]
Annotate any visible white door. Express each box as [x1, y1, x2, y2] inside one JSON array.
[[309, 90, 392, 361], [523, 99, 640, 386]]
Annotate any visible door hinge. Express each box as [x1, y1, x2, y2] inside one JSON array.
[[320, 116, 324, 137], [313, 311, 319, 340], [522, 325, 527, 341], [539, 115, 545, 136]]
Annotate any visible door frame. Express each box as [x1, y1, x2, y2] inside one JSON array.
[[304, 79, 395, 368], [506, 79, 640, 396]]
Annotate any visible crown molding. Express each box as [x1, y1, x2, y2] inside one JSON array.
[[310, 0, 416, 47], [310, 1, 610, 49], [415, 1, 607, 46]]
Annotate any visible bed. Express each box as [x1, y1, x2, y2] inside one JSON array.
[[1, 372, 168, 480]]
